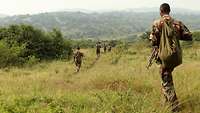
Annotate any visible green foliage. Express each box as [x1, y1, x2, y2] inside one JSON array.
[[192, 31, 200, 41], [181, 41, 193, 48], [70, 39, 96, 48], [1, 11, 200, 40], [0, 43, 200, 113], [115, 41, 128, 53], [93, 90, 153, 113], [111, 41, 128, 64], [26, 56, 40, 66], [139, 31, 150, 40], [0, 12, 157, 39], [0, 24, 72, 67], [0, 40, 25, 67], [109, 40, 120, 47]]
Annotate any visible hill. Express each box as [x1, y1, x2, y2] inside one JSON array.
[[0, 11, 200, 39], [0, 14, 8, 18]]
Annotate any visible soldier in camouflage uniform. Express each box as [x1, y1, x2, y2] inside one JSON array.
[[107, 44, 112, 52], [103, 43, 107, 53], [150, 3, 192, 112], [96, 42, 101, 58], [73, 47, 84, 72]]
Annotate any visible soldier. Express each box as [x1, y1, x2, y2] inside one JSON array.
[[96, 41, 101, 58], [149, 3, 192, 112], [107, 44, 112, 52], [73, 47, 84, 72], [103, 43, 107, 53]]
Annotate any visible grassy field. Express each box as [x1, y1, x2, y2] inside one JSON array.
[[0, 42, 200, 113]]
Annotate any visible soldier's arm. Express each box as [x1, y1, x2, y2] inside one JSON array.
[[179, 22, 192, 41]]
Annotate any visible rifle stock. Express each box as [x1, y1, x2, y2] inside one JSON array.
[[146, 46, 158, 69]]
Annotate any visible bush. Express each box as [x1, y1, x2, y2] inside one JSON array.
[[192, 31, 200, 41], [0, 40, 26, 67], [0, 24, 73, 67], [26, 55, 40, 66], [70, 39, 96, 48]]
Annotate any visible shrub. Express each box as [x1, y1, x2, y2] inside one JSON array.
[[0, 40, 26, 67], [0, 24, 73, 67], [192, 31, 200, 41]]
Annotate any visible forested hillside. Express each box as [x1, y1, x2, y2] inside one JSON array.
[[0, 11, 200, 39]]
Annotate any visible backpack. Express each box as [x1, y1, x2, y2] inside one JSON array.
[[158, 18, 182, 69]]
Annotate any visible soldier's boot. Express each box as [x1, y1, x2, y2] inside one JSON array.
[[171, 100, 180, 112], [76, 67, 79, 72], [169, 93, 180, 112], [77, 65, 81, 72], [75, 63, 80, 72]]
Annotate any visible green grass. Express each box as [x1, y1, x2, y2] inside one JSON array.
[[0, 42, 200, 113]]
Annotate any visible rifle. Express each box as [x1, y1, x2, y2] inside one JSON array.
[[146, 46, 159, 69]]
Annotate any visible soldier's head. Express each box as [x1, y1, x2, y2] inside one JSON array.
[[160, 3, 170, 16]]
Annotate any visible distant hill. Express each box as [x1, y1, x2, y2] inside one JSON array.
[[0, 14, 8, 18], [0, 10, 200, 39]]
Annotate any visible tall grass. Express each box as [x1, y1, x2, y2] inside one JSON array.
[[0, 43, 199, 113]]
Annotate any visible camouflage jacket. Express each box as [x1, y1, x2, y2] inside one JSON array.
[[73, 50, 84, 63], [96, 44, 101, 50], [150, 14, 192, 47]]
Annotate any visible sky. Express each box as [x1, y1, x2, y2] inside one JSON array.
[[0, 0, 200, 15]]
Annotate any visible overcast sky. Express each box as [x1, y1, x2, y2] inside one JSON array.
[[0, 0, 200, 15]]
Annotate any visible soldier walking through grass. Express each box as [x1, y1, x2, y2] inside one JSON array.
[[149, 3, 192, 112], [107, 44, 112, 52], [103, 43, 107, 53], [73, 47, 84, 72], [96, 41, 101, 58]]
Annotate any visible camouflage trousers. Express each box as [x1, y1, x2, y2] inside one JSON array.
[[160, 66, 179, 111], [96, 50, 100, 58], [75, 61, 82, 72]]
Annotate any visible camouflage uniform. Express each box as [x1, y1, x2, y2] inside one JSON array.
[[103, 43, 107, 53], [96, 43, 101, 57], [150, 14, 192, 111], [108, 44, 112, 52], [74, 50, 84, 72]]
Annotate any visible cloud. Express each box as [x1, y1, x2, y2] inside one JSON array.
[[0, 0, 199, 15]]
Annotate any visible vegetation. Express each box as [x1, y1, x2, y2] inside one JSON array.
[[0, 24, 72, 67], [0, 10, 200, 112], [1, 11, 200, 39], [0, 40, 199, 112], [192, 31, 200, 41], [70, 39, 96, 48]]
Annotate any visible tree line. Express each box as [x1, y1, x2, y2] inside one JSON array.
[[0, 24, 72, 67]]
